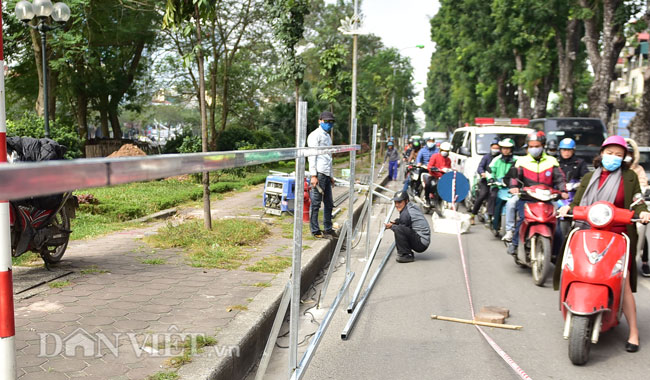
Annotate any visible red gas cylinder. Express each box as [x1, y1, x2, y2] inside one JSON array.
[[303, 179, 311, 223]]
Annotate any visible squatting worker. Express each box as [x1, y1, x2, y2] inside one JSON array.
[[308, 111, 337, 239], [384, 191, 431, 263]]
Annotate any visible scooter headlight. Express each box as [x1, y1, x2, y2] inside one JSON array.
[[563, 249, 574, 272], [611, 258, 624, 277], [587, 203, 614, 227]]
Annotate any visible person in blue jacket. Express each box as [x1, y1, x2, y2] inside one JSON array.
[[415, 137, 438, 201], [470, 139, 500, 225]]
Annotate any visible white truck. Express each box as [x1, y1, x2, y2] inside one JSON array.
[[448, 118, 533, 209]]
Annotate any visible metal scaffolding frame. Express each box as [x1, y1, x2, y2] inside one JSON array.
[[0, 103, 359, 380]]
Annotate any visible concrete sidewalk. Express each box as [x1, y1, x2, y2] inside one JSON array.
[[13, 157, 378, 380]]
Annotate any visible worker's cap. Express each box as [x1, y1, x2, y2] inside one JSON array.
[[319, 111, 335, 121], [391, 190, 409, 202]]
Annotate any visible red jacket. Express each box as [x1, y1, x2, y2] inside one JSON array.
[[427, 153, 450, 178]]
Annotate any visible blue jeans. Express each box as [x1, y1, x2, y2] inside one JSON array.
[[388, 160, 398, 180], [505, 196, 518, 232], [492, 196, 506, 231], [310, 173, 334, 234]]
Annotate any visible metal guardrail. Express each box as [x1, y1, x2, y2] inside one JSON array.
[[0, 145, 358, 200]]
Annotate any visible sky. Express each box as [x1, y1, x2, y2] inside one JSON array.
[[360, 0, 441, 129]]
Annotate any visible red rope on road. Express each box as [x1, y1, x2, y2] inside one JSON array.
[[450, 195, 532, 380]]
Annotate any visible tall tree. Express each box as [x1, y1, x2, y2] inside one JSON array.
[[163, 0, 217, 229], [266, 0, 310, 134], [579, 0, 640, 129], [627, 0, 650, 145]]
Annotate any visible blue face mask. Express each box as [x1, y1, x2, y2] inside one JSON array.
[[426, 142, 435, 149], [602, 154, 622, 171], [320, 121, 333, 132]]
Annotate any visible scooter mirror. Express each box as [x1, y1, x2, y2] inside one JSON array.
[[630, 193, 644, 209]]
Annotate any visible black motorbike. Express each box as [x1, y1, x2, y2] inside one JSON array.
[[7, 136, 78, 266], [405, 164, 445, 216]]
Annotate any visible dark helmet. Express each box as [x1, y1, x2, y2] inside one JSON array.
[[546, 140, 558, 150], [526, 131, 546, 145]]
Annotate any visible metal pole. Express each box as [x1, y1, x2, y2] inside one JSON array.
[[291, 272, 355, 380], [389, 66, 396, 140], [341, 242, 396, 340], [346, 117, 357, 304], [289, 101, 307, 375], [40, 27, 49, 138], [255, 282, 292, 380], [347, 203, 395, 312], [0, 7, 17, 376], [366, 124, 377, 259]]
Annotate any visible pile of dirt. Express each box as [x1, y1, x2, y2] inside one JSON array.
[[107, 144, 146, 158]]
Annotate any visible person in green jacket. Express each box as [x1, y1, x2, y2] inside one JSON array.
[[485, 138, 517, 237], [557, 136, 650, 353]]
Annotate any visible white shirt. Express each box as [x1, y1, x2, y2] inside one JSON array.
[[307, 126, 333, 177]]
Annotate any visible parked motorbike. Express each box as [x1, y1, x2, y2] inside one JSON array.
[[508, 185, 560, 286], [559, 197, 644, 365], [405, 164, 432, 214], [10, 193, 78, 266]]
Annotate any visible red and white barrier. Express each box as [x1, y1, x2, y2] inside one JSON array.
[[0, 2, 17, 378]]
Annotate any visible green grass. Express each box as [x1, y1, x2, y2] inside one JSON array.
[[79, 266, 109, 275], [246, 255, 292, 273], [12, 252, 41, 267], [49, 280, 71, 288], [252, 282, 272, 288], [141, 258, 166, 265], [167, 335, 217, 369], [144, 219, 269, 269], [147, 372, 179, 380], [71, 164, 285, 241]]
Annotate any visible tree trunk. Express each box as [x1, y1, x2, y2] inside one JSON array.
[[579, 0, 627, 129], [208, 20, 220, 150], [76, 93, 88, 141], [219, 59, 230, 134], [195, 5, 212, 230], [108, 104, 122, 139], [533, 69, 554, 118], [30, 28, 45, 118], [513, 50, 532, 118], [98, 94, 110, 138], [496, 73, 507, 117], [555, 18, 581, 116]]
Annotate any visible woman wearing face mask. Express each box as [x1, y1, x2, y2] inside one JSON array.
[[557, 135, 650, 352]]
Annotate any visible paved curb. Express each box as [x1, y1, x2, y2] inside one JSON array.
[[130, 207, 178, 223], [177, 175, 391, 380]]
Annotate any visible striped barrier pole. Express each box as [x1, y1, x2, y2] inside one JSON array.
[[0, 2, 17, 378]]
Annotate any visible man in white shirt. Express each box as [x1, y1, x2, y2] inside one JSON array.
[[308, 111, 336, 238]]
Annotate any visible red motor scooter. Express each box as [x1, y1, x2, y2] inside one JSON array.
[[514, 185, 560, 286], [559, 198, 643, 365]]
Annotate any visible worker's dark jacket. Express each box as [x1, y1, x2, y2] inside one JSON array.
[[393, 202, 431, 246]]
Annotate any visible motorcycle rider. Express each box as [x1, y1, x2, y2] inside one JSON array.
[[546, 139, 559, 158], [470, 138, 500, 225], [485, 138, 516, 237], [557, 135, 650, 352], [426, 141, 452, 206], [558, 138, 588, 183], [402, 139, 422, 192], [502, 131, 566, 255], [415, 137, 438, 202]]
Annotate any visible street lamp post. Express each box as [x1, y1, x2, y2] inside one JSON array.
[[389, 45, 424, 148], [15, 0, 71, 138]]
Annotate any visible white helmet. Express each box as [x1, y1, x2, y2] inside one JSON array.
[[440, 142, 451, 151]]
